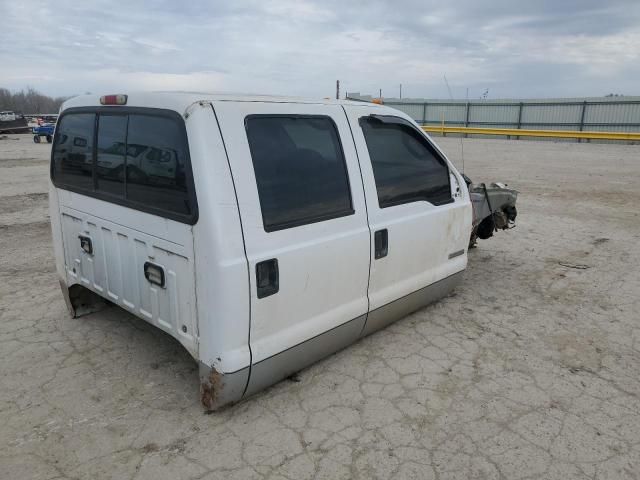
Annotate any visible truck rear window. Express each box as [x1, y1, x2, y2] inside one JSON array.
[[51, 113, 95, 191], [96, 114, 127, 197], [51, 109, 197, 224]]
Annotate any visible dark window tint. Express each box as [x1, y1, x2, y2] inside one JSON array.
[[125, 115, 191, 215], [96, 115, 127, 197], [360, 117, 451, 207], [51, 109, 197, 224], [246, 116, 353, 231], [51, 113, 95, 190]]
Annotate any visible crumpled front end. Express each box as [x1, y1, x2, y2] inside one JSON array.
[[463, 175, 518, 247]]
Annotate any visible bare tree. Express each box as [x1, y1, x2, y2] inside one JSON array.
[[0, 87, 68, 114]]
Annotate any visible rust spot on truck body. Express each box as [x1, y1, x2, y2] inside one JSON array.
[[200, 366, 223, 411]]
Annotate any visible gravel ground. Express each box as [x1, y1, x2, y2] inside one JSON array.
[[1, 134, 639, 480]]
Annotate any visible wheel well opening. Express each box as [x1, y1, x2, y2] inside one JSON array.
[[68, 284, 111, 317]]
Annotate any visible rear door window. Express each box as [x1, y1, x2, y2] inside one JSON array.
[[245, 116, 353, 231], [51, 113, 95, 191], [359, 117, 452, 207]]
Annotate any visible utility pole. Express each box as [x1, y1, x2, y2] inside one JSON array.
[[399, 84, 402, 99], [336, 80, 340, 100]]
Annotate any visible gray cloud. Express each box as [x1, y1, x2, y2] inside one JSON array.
[[1, 0, 639, 99]]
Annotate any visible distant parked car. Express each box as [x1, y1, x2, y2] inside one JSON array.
[[0, 111, 17, 122]]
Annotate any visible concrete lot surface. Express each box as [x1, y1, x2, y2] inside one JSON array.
[[1, 134, 639, 479]]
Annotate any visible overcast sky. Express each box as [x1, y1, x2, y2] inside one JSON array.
[[2, 0, 639, 99]]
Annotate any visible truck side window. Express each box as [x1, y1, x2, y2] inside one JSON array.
[[359, 117, 452, 208], [126, 115, 191, 216], [51, 113, 95, 191], [96, 114, 127, 197], [246, 116, 354, 232]]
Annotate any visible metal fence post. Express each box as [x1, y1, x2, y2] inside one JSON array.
[[422, 102, 427, 126], [579, 101, 587, 143], [464, 102, 470, 138], [516, 102, 523, 140]]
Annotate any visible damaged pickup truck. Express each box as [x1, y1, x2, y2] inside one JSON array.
[[49, 92, 517, 410]]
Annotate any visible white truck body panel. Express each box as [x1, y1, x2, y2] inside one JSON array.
[[58, 196, 198, 356]]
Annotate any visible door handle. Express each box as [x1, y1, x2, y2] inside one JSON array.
[[144, 261, 165, 288], [256, 258, 279, 298], [374, 229, 388, 259], [78, 235, 93, 255]]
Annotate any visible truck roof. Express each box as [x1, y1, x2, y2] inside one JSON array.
[[61, 91, 385, 114]]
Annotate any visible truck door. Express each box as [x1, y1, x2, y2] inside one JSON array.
[[343, 105, 472, 336], [213, 102, 370, 392]]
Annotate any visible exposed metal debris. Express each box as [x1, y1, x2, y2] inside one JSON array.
[[465, 175, 518, 247], [558, 262, 590, 270]]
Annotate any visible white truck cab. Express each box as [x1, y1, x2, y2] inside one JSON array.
[[49, 92, 472, 409]]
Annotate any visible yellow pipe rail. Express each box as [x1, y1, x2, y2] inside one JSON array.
[[422, 125, 640, 141]]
